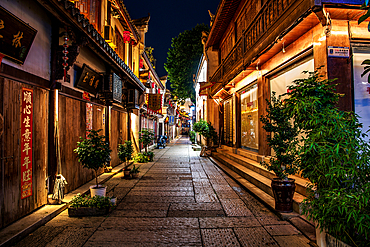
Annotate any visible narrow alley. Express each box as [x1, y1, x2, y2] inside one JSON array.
[[13, 137, 311, 247]]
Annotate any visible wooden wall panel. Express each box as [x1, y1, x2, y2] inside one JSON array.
[[0, 78, 48, 228], [257, 76, 271, 156], [58, 95, 97, 193], [110, 109, 127, 167]]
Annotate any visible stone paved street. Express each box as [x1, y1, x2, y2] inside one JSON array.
[[14, 137, 311, 246]]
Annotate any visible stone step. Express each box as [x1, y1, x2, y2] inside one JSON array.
[[209, 156, 316, 243], [212, 152, 306, 214], [216, 148, 312, 197]]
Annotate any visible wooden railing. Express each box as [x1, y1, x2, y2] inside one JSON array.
[[210, 0, 296, 84]]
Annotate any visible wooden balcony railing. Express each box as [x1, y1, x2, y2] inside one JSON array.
[[210, 0, 305, 85]]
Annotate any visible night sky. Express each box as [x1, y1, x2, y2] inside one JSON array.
[[124, 0, 221, 78]]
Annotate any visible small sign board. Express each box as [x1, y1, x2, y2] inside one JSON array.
[[0, 6, 37, 64], [328, 46, 349, 58], [76, 64, 102, 95]]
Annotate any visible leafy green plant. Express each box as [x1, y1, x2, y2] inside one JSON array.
[[144, 151, 154, 162], [130, 164, 141, 174], [134, 153, 149, 163], [358, 0, 370, 83], [118, 140, 134, 169], [193, 119, 218, 147], [284, 70, 370, 246], [74, 129, 111, 187], [260, 92, 299, 180], [139, 128, 155, 153], [69, 193, 114, 209], [189, 131, 196, 144], [165, 23, 209, 103]]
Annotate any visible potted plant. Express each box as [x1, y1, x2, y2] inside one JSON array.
[[260, 92, 299, 212], [144, 151, 154, 162], [74, 129, 111, 197], [134, 152, 149, 163], [189, 130, 196, 144], [130, 164, 141, 179], [193, 120, 218, 156], [139, 128, 155, 161], [284, 71, 370, 246], [118, 140, 134, 177], [68, 193, 115, 217]]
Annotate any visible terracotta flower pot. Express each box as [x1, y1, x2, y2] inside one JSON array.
[[271, 178, 295, 212], [131, 173, 139, 179]]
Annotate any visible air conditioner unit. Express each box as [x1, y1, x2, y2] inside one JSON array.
[[104, 25, 116, 49]]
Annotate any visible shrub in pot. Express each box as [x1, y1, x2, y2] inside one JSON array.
[[189, 130, 196, 144], [139, 128, 155, 162], [134, 153, 149, 163], [68, 193, 115, 217], [144, 151, 154, 162], [193, 119, 218, 156], [130, 164, 141, 179], [139, 128, 155, 153], [118, 140, 134, 177], [284, 71, 370, 246], [260, 92, 299, 212], [74, 129, 111, 197]]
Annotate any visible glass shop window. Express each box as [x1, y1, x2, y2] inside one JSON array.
[[352, 46, 370, 143], [270, 58, 314, 98], [240, 84, 258, 151]]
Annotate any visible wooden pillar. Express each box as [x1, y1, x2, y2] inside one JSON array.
[[258, 75, 271, 156], [313, 21, 352, 111], [48, 20, 60, 194], [327, 20, 352, 111]]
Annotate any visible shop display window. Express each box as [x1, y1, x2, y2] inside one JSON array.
[[240, 84, 258, 151], [352, 47, 370, 143]]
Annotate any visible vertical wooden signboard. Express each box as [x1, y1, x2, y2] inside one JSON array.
[[21, 88, 33, 199]]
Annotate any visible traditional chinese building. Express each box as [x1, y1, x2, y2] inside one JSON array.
[[0, 0, 162, 228], [200, 0, 370, 213]]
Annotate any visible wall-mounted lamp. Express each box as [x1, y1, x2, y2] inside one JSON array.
[[323, 9, 332, 37]]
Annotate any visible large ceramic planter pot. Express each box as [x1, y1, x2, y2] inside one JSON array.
[[90, 185, 107, 197], [271, 178, 295, 212], [68, 207, 110, 217]]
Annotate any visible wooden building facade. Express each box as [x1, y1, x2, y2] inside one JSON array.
[[202, 0, 370, 156], [0, 0, 162, 229]]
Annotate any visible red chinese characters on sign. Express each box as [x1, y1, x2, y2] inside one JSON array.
[[21, 88, 33, 199]]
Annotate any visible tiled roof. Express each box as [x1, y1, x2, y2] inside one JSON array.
[[57, 0, 145, 90]]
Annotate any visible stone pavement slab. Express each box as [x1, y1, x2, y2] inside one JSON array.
[[201, 228, 241, 247], [6, 137, 314, 246], [234, 227, 278, 247], [199, 217, 261, 228], [100, 217, 199, 230]]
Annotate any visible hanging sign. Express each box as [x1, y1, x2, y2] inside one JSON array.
[[146, 93, 162, 114], [76, 64, 102, 95], [21, 88, 33, 199], [0, 6, 37, 64]]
